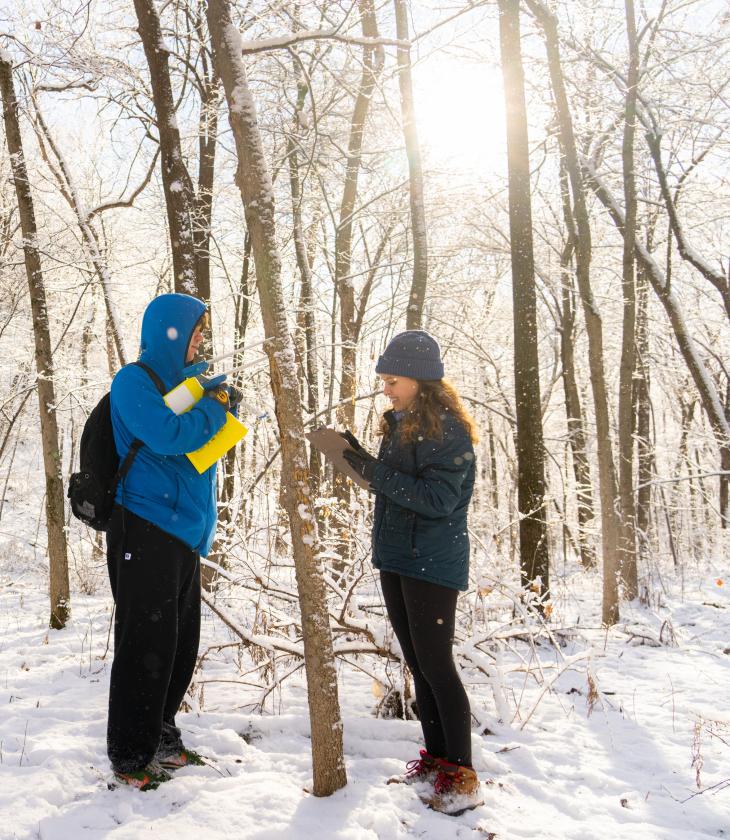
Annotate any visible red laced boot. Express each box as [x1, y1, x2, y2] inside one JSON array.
[[425, 758, 483, 815], [387, 749, 441, 785]]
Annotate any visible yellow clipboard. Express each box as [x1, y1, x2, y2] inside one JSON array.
[[164, 377, 248, 474]]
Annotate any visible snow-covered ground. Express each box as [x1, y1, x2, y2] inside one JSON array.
[[1, 544, 728, 840]]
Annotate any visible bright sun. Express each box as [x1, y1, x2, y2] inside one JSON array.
[[414, 58, 506, 175]]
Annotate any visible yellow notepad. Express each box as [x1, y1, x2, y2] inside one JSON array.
[[163, 377, 249, 474]]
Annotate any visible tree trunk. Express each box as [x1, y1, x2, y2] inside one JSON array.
[[721, 379, 730, 528], [394, 0, 428, 330], [497, 0, 550, 598], [527, 0, 622, 624], [0, 55, 70, 629], [133, 0, 200, 296], [558, 164, 596, 569], [194, 73, 219, 305], [617, 0, 639, 599], [287, 76, 321, 481], [635, 263, 653, 557], [335, 0, 383, 432], [207, 0, 347, 796], [30, 98, 128, 367]]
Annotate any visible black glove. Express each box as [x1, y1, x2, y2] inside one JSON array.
[[227, 384, 244, 412], [205, 384, 230, 410], [339, 429, 366, 453], [343, 447, 378, 484]]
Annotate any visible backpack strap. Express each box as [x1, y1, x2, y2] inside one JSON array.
[[133, 361, 166, 396], [113, 362, 169, 486]]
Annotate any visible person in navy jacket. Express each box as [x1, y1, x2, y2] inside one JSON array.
[[343, 330, 483, 815], [106, 293, 231, 789]]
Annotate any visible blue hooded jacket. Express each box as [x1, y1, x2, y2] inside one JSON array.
[[110, 294, 227, 556]]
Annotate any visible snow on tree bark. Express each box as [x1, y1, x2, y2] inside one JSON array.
[[133, 0, 200, 297], [206, 0, 347, 797]]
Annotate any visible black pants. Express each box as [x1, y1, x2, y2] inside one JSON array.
[[106, 506, 201, 773], [380, 571, 472, 767]]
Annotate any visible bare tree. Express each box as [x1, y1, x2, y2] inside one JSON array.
[[133, 0, 201, 296], [617, 0, 639, 598], [526, 0, 622, 624], [0, 53, 70, 629], [207, 0, 347, 796], [497, 0, 550, 597], [394, 0, 428, 329]]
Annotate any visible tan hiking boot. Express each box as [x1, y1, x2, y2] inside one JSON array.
[[387, 749, 440, 785], [425, 760, 484, 816]]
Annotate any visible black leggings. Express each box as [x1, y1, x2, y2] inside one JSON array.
[[380, 571, 472, 767], [106, 506, 201, 773]]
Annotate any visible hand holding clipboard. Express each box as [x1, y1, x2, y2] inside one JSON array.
[[305, 427, 375, 490]]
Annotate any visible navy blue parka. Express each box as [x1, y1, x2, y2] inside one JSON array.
[[370, 409, 476, 591]]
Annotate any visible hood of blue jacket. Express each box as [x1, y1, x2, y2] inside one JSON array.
[[138, 293, 206, 387]]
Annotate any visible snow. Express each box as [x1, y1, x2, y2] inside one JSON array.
[[1, 560, 729, 839]]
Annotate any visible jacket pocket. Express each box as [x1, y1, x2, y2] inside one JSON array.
[[379, 502, 415, 552]]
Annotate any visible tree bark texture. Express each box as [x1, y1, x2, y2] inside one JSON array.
[[207, 0, 347, 796], [394, 0, 428, 330], [133, 0, 200, 296], [0, 55, 70, 629], [497, 0, 550, 597], [617, 0, 639, 598], [527, 0, 622, 624]]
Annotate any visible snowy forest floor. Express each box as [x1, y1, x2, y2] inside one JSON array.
[[1, 543, 729, 840]]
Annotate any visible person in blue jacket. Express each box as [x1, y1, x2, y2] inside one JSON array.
[[342, 330, 483, 816], [106, 293, 236, 791]]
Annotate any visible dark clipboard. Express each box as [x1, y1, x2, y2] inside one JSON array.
[[305, 426, 372, 490]]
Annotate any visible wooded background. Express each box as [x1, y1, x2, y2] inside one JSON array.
[[1, 0, 728, 795]]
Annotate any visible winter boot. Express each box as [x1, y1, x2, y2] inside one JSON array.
[[387, 749, 440, 785], [156, 746, 206, 770], [112, 760, 173, 791], [425, 759, 483, 816]]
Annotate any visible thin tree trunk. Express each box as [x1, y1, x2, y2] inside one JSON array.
[[558, 163, 596, 569], [721, 379, 730, 528], [394, 0, 428, 329], [194, 75, 218, 304], [335, 0, 383, 432], [497, 0, 550, 597], [635, 263, 653, 558], [133, 0, 200, 296], [618, 0, 639, 598], [207, 0, 346, 796], [0, 55, 70, 629], [287, 73, 321, 484], [526, 0, 621, 624], [30, 99, 128, 367]]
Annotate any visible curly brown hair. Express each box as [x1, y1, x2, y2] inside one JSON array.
[[379, 379, 479, 444]]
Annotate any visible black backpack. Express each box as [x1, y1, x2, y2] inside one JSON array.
[[68, 361, 165, 531]]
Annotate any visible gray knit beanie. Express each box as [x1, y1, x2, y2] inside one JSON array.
[[375, 330, 444, 380]]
